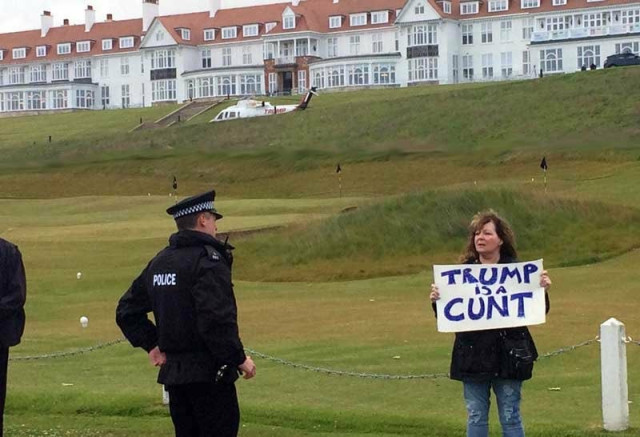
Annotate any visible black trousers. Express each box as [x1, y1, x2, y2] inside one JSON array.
[[0, 347, 8, 437], [166, 382, 239, 437]]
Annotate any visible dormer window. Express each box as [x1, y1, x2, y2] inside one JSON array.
[[350, 13, 367, 26], [371, 11, 389, 24], [266, 22, 277, 32], [77, 41, 91, 53], [488, 0, 508, 12], [222, 27, 237, 39], [461, 2, 479, 14], [522, 0, 540, 8], [243, 24, 259, 37], [12, 48, 27, 59], [329, 16, 342, 28], [181, 29, 191, 40], [552, 0, 567, 5], [57, 43, 71, 55], [119, 37, 134, 49], [415, 4, 425, 14], [283, 15, 295, 29], [36, 46, 47, 57], [204, 29, 215, 41], [442, 1, 452, 13], [102, 39, 113, 50]]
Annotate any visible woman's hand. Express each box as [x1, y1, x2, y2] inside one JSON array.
[[540, 270, 552, 292], [430, 284, 440, 303]]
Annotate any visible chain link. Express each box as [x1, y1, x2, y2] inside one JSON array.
[[9, 339, 126, 361], [537, 337, 599, 359]]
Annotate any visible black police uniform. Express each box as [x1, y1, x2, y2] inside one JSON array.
[[116, 191, 246, 437], [0, 238, 27, 437]]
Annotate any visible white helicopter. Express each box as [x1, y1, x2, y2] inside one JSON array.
[[210, 87, 317, 122]]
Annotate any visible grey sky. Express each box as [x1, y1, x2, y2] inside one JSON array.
[[0, 0, 284, 34]]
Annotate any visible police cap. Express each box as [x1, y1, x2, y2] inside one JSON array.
[[166, 190, 223, 220]]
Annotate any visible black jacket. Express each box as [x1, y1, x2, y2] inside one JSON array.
[[0, 238, 26, 349], [116, 230, 246, 385], [434, 255, 549, 382]]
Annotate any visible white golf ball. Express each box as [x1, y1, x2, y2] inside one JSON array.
[[76, 272, 82, 279], [80, 316, 89, 327]]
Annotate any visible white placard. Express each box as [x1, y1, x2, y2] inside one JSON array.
[[433, 259, 546, 333]]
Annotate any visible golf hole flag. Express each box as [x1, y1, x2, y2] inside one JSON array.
[[433, 259, 546, 333]]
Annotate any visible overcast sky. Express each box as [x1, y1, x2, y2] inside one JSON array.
[[0, 0, 285, 33]]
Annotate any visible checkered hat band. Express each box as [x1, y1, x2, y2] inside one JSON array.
[[173, 201, 214, 218]]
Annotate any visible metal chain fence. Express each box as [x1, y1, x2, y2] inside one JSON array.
[[9, 339, 126, 361]]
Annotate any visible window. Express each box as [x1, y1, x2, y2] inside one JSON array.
[[461, 2, 479, 14], [577, 45, 600, 69], [329, 16, 342, 28], [350, 35, 361, 55], [327, 67, 345, 87], [102, 39, 113, 50], [552, 0, 566, 5], [462, 24, 474, 45], [266, 22, 277, 33], [521, 0, 540, 8], [30, 65, 46, 82], [152, 79, 177, 101], [52, 63, 68, 81], [489, 0, 508, 12], [269, 72, 277, 93], [57, 43, 71, 55], [443, 2, 452, 13], [582, 13, 604, 28], [12, 48, 26, 59], [522, 50, 532, 76], [540, 48, 563, 72], [36, 46, 47, 57], [462, 54, 474, 79], [101, 86, 110, 107], [52, 90, 68, 109], [348, 64, 369, 85], [371, 11, 389, 24], [77, 41, 91, 53], [121, 57, 130, 75], [409, 24, 438, 46], [395, 31, 399, 51], [372, 34, 383, 53], [9, 67, 25, 85], [522, 18, 534, 39], [295, 39, 307, 57], [408, 58, 438, 81], [222, 27, 237, 39], [27, 91, 46, 110], [482, 54, 493, 78], [501, 52, 512, 77], [202, 49, 212, 68], [75, 60, 91, 79], [481, 23, 493, 43], [217, 75, 236, 96], [283, 14, 296, 30], [100, 59, 109, 77], [373, 64, 396, 84], [243, 24, 259, 37], [500, 21, 512, 42], [621, 10, 640, 24], [312, 70, 325, 89], [243, 46, 252, 64], [298, 70, 307, 93], [204, 29, 215, 41], [75, 89, 94, 109], [327, 37, 338, 57], [615, 42, 640, 54], [350, 13, 366, 26], [181, 29, 191, 40], [240, 74, 262, 94], [222, 48, 232, 66], [119, 37, 134, 49], [415, 4, 425, 14], [546, 16, 570, 31], [151, 50, 176, 69], [121, 84, 130, 108], [156, 30, 164, 42]]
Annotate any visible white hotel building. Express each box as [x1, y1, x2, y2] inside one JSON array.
[[0, 0, 638, 114]]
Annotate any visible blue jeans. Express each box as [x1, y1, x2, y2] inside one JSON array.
[[463, 379, 524, 437]]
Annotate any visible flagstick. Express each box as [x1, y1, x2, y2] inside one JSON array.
[[543, 169, 547, 194], [338, 173, 342, 198]]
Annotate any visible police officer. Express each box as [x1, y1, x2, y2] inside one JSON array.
[[0, 238, 27, 437], [116, 190, 256, 437]]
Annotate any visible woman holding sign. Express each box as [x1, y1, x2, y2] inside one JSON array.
[[430, 210, 551, 437]]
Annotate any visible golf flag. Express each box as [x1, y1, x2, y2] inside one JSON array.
[[336, 163, 342, 174], [540, 157, 548, 171], [172, 176, 178, 190]]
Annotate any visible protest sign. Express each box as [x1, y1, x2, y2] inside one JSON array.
[[433, 259, 546, 333]]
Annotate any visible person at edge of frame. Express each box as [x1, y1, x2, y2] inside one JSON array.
[[116, 190, 256, 437], [430, 210, 551, 437]]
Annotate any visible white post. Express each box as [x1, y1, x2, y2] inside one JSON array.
[[600, 318, 629, 431], [162, 385, 170, 405]]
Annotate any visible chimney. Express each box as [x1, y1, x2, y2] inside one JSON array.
[[63, 18, 70, 26], [85, 5, 96, 32], [142, 0, 159, 32], [210, 0, 222, 18], [41, 10, 53, 37], [106, 13, 113, 21]]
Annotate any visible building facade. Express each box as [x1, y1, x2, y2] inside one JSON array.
[[0, 0, 638, 114]]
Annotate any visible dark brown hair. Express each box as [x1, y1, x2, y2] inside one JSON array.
[[175, 212, 205, 231], [459, 209, 517, 263]]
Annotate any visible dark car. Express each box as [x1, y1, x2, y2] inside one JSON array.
[[603, 52, 640, 68]]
